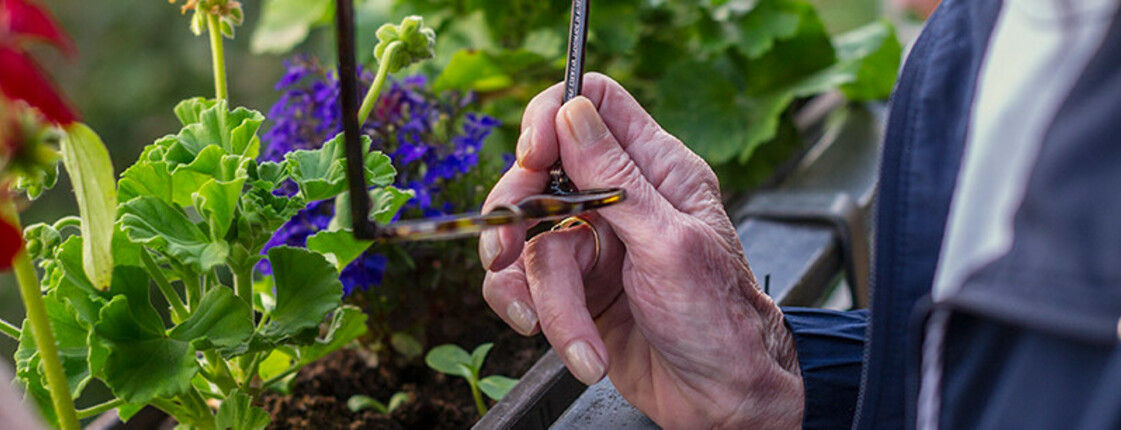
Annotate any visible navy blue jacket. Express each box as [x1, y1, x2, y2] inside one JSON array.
[[783, 0, 1121, 428]]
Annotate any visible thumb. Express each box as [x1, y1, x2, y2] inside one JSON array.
[[555, 97, 679, 247]]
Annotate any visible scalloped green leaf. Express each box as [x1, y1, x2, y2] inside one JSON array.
[[299, 305, 367, 365], [216, 389, 270, 430], [176, 100, 265, 159], [94, 296, 196, 404], [306, 230, 372, 271], [118, 161, 174, 205], [194, 178, 246, 240], [260, 246, 343, 343], [119, 196, 228, 271], [287, 133, 395, 202], [15, 294, 95, 407], [173, 97, 219, 126], [168, 287, 253, 350]]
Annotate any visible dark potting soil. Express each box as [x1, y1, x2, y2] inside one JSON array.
[[261, 313, 548, 429]]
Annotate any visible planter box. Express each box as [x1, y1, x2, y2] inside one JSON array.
[[476, 102, 885, 429]]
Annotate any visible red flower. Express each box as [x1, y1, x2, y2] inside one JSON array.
[[0, 0, 79, 125], [1, 0, 78, 270], [0, 216, 18, 270]]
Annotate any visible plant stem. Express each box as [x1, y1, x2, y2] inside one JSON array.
[[2, 201, 80, 430], [180, 267, 202, 311], [202, 350, 237, 394], [0, 317, 20, 340], [261, 365, 301, 390], [206, 13, 228, 101], [468, 380, 487, 416], [141, 250, 189, 322], [233, 268, 252, 313], [150, 398, 189, 423], [357, 41, 401, 126], [76, 398, 125, 419], [241, 352, 264, 389]]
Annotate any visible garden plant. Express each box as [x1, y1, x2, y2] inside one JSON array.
[[1, 0, 901, 428]]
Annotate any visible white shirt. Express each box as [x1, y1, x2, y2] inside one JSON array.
[[931, 0, 1120, 300]]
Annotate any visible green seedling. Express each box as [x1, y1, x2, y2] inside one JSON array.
[[347, 392, 410, 415], [424, 343, 518, 417]]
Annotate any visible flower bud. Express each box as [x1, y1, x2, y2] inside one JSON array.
[[374, 16, 437, 74]]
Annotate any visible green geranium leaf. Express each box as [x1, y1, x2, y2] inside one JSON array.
[[119, 196, 228, 271], [118, 161, 174, 205], [299, 305, 367, 364], [332, 182, 410, 232], [173, 97, 219, 126], [95, 296, 195, 403], [194, 178, 247, 240], [15, 295, 95, 404], [15, 320, 58, 426], [169, 145, 249, 207], [216, 389, 270, 430], [60, 123, 117, 290], [260, 246, 343, 343], [241, 187, 305, 233], [365, 150, 396, 187], [256, 348, 295, 381], [48, 237, 108, 326], [287, 134, 394, 201], [92, 266, 205, 405], [116, 402, 147, 423], [176, 100, 265, 159], [479, 375, 518, 401], [168, 287, 253, 350], [425, 344, 474, 379], [306, 230, 372, 271], [286, 134, 350, 201], [247, 160, 289, 190], [250, 0, 333, 54]]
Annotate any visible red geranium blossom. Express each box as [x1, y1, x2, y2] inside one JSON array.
[[0, 0, 78, 270], [0, 0, 79, 125]]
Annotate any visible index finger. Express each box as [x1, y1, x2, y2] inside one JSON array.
[[478, 162, 548, 271]]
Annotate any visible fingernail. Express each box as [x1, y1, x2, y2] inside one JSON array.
[[480, 232, 501, 270], [564, 98, 608, 147], [506, 300, 538, 335], [565, 340, 606, 385], [516, 126, 533, 167]]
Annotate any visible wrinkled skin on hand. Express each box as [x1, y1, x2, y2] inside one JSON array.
[[479, 73, 804, 429]]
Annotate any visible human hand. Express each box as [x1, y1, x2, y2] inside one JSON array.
[[479, 73, 803, 429]]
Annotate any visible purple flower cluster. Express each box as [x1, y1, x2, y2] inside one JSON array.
[[258, 56, 500, 295]]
